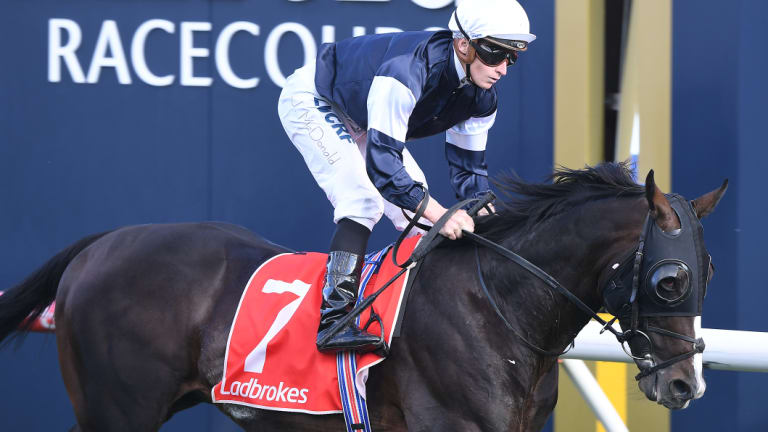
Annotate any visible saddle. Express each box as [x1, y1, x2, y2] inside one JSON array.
[[211, 236, 420, 414]]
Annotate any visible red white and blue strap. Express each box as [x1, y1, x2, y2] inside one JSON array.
[[336, 246, 389, 432]]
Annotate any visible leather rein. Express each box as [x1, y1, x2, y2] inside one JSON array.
[[323, 190, 703, 380], [458, 194, 704, 380]]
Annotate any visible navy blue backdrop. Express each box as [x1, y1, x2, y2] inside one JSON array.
[[0, 1, 554, 430]]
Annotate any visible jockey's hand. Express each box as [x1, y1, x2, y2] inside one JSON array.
[[440, 209, 475, 240], [422, 199, 475, 240], [478, 202, 496, 216]]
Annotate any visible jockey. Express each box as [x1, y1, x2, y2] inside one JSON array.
[[278, 0, 536, 353]]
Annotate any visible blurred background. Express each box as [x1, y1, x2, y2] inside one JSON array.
[[0, 0, 765, 430]]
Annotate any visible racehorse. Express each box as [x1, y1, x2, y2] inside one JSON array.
[[0, 162, 726, 432]]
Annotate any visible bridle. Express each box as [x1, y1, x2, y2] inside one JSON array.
[[596, 194, 709, 379], [460, 193, 709, 380], [324, 190, 709, 380]]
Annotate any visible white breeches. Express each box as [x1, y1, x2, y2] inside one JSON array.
[[278, 63, 430, 234]]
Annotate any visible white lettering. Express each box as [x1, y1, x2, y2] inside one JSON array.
[[132, 19, 175, 86], [47, 16, 447, 88], [333, 0, 459, 8], [287, 388, 299, 403], [265, 22, 316, 88], [48, 19, 85, 83], [219, 379, 309, 404], [276, 381, 290, 402], [87, 20, 131, 84], [411, 0, 455, 9], [215, 21, 260, 89], [239, 378, 254, 397], [180, 21, 212, 87], [249, 380, 262, 398], [266, 386, 278, 401], [375, 27, 403, 34], [321, 25, 335, 44]]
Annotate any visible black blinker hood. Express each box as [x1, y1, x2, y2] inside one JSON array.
[[603, 194, 709, 317]]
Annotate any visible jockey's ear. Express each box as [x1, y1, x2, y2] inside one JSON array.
[[644, 170, 680, 232], [453, 38, 474, 64]]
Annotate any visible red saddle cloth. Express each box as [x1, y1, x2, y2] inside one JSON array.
[[211, 236, 420, 414]]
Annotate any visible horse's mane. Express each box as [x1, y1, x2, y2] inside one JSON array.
[[478, 161, 644, 239]]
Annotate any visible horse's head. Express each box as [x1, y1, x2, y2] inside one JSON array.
[[601, 170, 727, 410]]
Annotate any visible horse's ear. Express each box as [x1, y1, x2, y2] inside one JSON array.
[[691, 179, 729, 219], [644, 170, 680, 231]]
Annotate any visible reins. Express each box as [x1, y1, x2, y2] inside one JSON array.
[[316, 189, 495, 348], [320, 190, 703, 380], [463, 205, 704, 379], [462, 230, 623, 355]]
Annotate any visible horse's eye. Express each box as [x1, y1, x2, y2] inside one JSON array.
[[649, 263, 690, 304], [658, 276, 676, 292]]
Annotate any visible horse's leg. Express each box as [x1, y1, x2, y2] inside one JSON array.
[[526, 363, 559, 431], [57, 308, 198, 432], [55, 244, 211, 431]]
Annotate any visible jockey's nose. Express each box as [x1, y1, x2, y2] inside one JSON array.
[[497, 63, 508, 76]]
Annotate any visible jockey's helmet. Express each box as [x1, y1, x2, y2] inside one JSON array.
[[448, 0, 536, 55]]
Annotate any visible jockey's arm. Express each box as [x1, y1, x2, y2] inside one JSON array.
[[365, 76, 425, 212], [425, 112, 498, 237], [364, 75, 486, 240], [445, 111, 497, 204]]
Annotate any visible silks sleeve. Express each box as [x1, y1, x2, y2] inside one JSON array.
[[445, 111, 497, 200], [365, 75, 425, 211]]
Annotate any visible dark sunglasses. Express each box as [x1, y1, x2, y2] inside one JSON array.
[[472, 40, 519, 66], [453, 10, 520, 67]]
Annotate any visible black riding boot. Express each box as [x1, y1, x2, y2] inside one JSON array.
[[316, 251, 382, 353]]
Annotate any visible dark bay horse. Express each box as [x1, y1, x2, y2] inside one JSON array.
[[0, 163, 726, 431]]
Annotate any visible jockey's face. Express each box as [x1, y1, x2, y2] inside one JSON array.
[[469, 55, 508, 90], [454, 38, 509, 90]]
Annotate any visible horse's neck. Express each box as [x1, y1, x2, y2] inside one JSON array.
[[493, 198, 647, 356]]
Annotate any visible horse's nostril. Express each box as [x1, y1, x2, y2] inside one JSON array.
[[669, 379, 693, 399]]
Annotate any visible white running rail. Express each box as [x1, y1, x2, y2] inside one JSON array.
[[558, 321, 768, 432], [561, 359, 629, 432], [562, 321, 768, 373]]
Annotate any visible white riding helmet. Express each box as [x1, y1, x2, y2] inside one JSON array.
[[448, 0, 536, 51]]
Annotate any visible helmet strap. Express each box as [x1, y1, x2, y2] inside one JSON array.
[[453, 38, 476, 84], [466, 63, 473, 84]]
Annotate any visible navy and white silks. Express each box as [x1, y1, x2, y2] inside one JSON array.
[[278, 30, 497, 232]]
